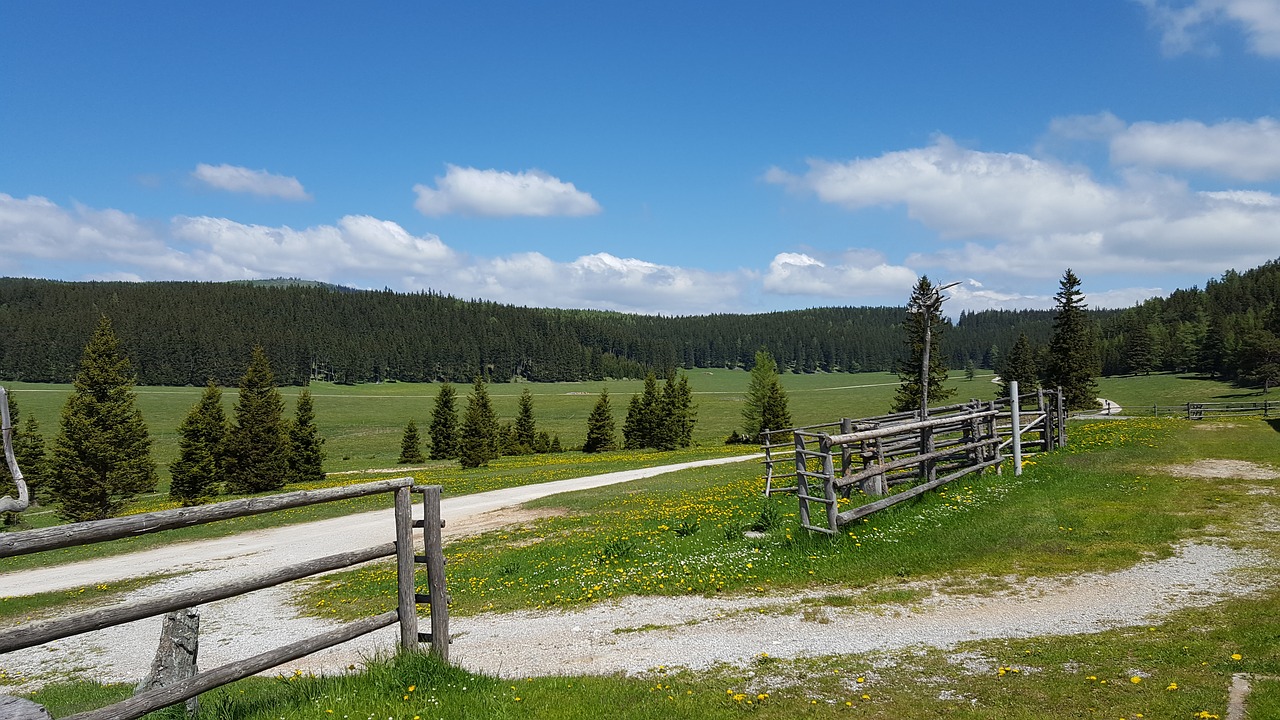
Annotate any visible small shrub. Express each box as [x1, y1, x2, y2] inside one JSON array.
[[674, 519, 700, 537], [596, 538, 637, 564], [750, 501, 784, 533]]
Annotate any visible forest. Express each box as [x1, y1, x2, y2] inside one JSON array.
[[0, 257, 1275, 389]]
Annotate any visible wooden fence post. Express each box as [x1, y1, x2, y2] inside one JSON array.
[[840, 418, 853, 480], [820, 435, 838, 532], [419, 485, 450, 661], [761, 429, 774, 496], [394, 485, 419, 651], [794, 433, 811, 528], [1010, 381, 1023, 476], [1057, 389, 1067, 448]]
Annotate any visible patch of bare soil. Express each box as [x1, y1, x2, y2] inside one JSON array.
[[1191, 422, 1245, 431], [442, 506, 570, 543], [1161, 459, 1280, 481]]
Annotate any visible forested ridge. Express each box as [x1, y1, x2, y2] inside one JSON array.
[[0, 262, 1274, 387]]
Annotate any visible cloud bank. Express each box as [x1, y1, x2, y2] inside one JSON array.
[[191, 164, 311, 200], [414, 165, 602, 217], [1137, 0, 1280, 57]]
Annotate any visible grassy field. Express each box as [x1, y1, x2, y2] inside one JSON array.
[[6, 369, 1260, 485], [19, 417, 1280, 718]]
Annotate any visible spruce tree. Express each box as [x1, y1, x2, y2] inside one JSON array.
[[428, 382, 459, 460], [997, 334, 1039, 401], [623, 373, 662, 449], [50, 316, 157, 521], [891, 276, 955, 413], [15, 414, 48, 506], [1045, 269, 1100, 410], [223, 347, 290, 494], [658, 372, 697, 449], [169, 381, 228, 505], [513, 388, 537, 454], [287, 389, 325, 484], [742, 350, 791, 440], [583, 388, 617, 453], [458, 376, 499, 468], [398, 420, 425, 464]]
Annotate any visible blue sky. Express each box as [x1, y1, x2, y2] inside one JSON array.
[[3, 1, 1280, 316]]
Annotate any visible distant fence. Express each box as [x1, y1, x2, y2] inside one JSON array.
[[0, 479, 449, 720], [1144, 400, 1275, 420], [762, 384, 1066, 535]]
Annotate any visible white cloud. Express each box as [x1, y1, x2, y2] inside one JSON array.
[[762, 251, 917, 298], [414, 165, 602, 217], [769, 135, 1280, 283], [1137, 0, 1280, 57], [1046, 112, 1127, 141], [1110, 117, 1280, 180], [0, 193, 749, 315], [191, 164, 311, 201]]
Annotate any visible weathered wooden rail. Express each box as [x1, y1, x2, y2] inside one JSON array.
[[1146, 400, 1274, 420], [0, 479, 449, 720], [765, 384, 1066, 534]]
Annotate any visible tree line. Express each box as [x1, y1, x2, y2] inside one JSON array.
[[0, 277, 1099, 386]]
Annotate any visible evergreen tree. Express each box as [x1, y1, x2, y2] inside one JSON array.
[[15, 414, 48, 506], [513, 388, 537, 454], [458, 376, 499, 468], [623, 373, 662, 449], [287, 389, 325, 484], [658, 372, 697, 449], [1045, 269, 1100, 410], [742, 350, 791, 440], [398, 419, 425, 464], [583, 388, 617, 453], [49, 316, 157, 521], [997, 334, 1039, 400], [964, 359, 976, 381], [892, 276, 955, 413], [224, 347, 290, 494], [428, 383, 459, 460], [169, 381, 228, 505]]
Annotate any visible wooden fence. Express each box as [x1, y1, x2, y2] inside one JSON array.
[[0, 478, 449, 720], [1145, 400, 1275, 420], [763, 385, 1066, 534]]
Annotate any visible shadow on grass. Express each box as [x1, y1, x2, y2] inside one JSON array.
[[1266, 419, 1280, 434]]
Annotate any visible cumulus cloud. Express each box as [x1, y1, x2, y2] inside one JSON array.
[[191, 164, 311, 200], [768, 135, 1280, 282], [762, 251, 917, 298], [1110, 117, 1280, 180], [1137, 0, 1280, 57], [0, 193, 749, 315], [414, 165, 602, 217]]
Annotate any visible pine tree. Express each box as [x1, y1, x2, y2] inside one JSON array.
[[623, 373, 662, 449], [458, 376, 499, 468], [428, 383, 459, 460], [223, 347, 290, 494], [583, 388, 617, 453], [513, 388, 537, 454], [287, 389, 325, 484], [742, 350, 791, 440], [14, 414, 48, 506], [964, 359, 977, 381], [997, 334, 1039, 400], [49, 316, 157, 521], [169, 381, 228, 505], [398, 420, 425, 464], [1045, 269, 1100, 410], [892, 276, 955, 413]]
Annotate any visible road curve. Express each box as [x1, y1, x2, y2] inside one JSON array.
[[0, 453, 761, 597]]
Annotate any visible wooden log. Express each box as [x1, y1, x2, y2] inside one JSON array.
[[825, 409, 997, 446], [835, 458, 1002, 528], [135, 608, 200, 717], [419, 485, 450, 662], [63, 611, 400, 720], [0, 543, 396, 653], [832, 437, 998, 490], [820, 436, 838, 531], [793, 433, 811, 529], [0, 387, 30, 514], [839, 418, 853, 478], [0, 478, 415, 559], [0, 696, 52, 720], [394, 486, 418, 651]]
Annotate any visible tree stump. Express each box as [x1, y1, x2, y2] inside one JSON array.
[[0, 695, 53, 720], [135, 608, 200, 716]]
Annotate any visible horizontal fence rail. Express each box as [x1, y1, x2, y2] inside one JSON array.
[[768, 384, 1066, 534], [1145, 400, 1274, 420], [0, 478, 449, 720]]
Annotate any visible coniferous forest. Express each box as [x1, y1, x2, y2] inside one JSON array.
[[0, 258, 1276, 389]]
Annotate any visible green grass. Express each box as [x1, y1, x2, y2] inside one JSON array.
[[301, 417, 1280, 621], [1095, 371, 1263, 410], [19, 417, 1280, 719], [0, 573, 181, 625], [0, 444, 749, 574]]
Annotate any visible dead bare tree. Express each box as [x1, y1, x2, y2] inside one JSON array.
[[0, 387, 30, 513]]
